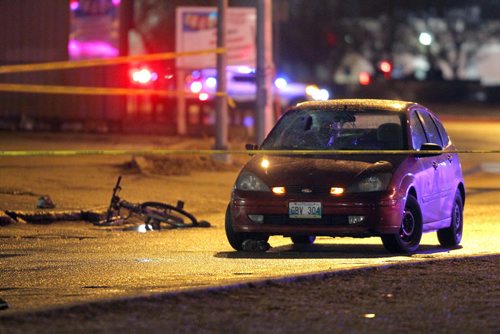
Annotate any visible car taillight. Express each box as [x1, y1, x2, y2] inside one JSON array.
[[131, 68, 157, 84], [359, 72, 371, 86]]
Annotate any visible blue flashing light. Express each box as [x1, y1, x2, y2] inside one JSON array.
[[243, 115, 254, 128], [191, 70, 202, 80], [274, 77, 288, 90]]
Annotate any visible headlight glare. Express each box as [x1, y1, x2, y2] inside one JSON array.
[[348, 173, 391, 193], [235, 171, 270, 192]]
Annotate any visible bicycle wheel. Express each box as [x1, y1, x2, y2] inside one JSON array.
[[99, 203, 134, 226], [140, 201, 197, 228]]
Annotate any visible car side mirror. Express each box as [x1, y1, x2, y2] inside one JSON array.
[[245, 143, 258, 155], [416, 143, 443, 157]]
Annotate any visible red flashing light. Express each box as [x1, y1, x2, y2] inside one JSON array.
[[359, 72, 371, 86], [199, 93, 209, 101], [379, 61, 392, 73]]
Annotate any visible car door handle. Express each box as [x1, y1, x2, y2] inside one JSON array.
[[432, 161, 439, 170]]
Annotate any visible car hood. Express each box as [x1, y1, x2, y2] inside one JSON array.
[[243, 154, 404, 187]]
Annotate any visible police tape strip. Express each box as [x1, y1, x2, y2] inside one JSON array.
[[0, 48, 226, 74], [0, 149, 498, 157], [0, 83, 228, 98]]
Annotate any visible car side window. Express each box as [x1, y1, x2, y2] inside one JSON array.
[[417, 111, 443, 146], [409, 111, 427, 149], [431, 115, 450, 147]]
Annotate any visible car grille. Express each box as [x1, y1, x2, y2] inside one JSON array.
[[264, 214, 349, 226], [285, 185, 331, 195]]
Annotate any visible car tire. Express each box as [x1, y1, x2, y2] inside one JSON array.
[[290, 236, 316, 244], [224, 204, 268, 251], [381, 194, 422, 253], [437, 191, 463, 247]]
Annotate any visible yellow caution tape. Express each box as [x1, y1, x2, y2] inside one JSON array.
[[0, 48, 226, 74], [0, 149, 498, 157], [227, 96, 237, 109], [0, 83, 228, 97]]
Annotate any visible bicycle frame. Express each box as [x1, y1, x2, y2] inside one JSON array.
[[100, 176, 210, 229]]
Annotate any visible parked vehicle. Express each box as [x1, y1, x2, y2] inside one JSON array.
[[226, 99, 465, 253], [186, 66, 330, 107]]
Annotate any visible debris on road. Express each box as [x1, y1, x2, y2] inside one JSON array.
[[2, 210, 105, 225], [120, 150, 246, 176], [241, 239, 271, 252], [0, 211, 16, 226], [36, 195, 55, 209], [0, 298, 8, 311]]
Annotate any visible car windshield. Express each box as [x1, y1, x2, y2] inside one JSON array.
[[261, 108, 406, 150]]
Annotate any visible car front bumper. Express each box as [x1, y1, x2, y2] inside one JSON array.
[[230, 191, 405, 237]]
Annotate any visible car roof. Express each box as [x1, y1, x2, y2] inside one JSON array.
[[295, 99, 417, 112]]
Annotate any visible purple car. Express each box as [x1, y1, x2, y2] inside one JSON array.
[[226, 99, 465, 253]]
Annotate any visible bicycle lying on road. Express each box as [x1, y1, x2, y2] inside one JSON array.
[[98, 176, 210, 229]]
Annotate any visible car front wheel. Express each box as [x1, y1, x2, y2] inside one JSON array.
[[437, 191, 463, 247], [381, 194, 423, 253], [224, 204, 269, 251]]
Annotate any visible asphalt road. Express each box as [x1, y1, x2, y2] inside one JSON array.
[[0, 119, 499, 315]]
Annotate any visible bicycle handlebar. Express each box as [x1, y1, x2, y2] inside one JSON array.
[[104, 176, 123, 223]]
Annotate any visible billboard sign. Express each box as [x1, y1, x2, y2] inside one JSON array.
[[69, 0, 120, 60], [175, 7, 256, 69]]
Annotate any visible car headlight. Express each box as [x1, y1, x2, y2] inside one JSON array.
[[348, 173, 392, 193], [235, 171, 270, 192], [305, 85, 330, 101]]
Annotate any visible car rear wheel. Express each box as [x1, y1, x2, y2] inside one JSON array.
[[290, 236, 316, 244], [381, 194, 422, 253], [437, 191, 463, 247], [225, 204, 269, 251]]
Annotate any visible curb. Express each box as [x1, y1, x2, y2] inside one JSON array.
[[1, 254, 496, 318]]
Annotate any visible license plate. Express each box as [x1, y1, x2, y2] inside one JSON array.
[[289, 202, 322, 219]]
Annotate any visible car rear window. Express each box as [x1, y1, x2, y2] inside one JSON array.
[[261, 108, 406, 150]]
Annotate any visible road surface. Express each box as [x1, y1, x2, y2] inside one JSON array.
[[0, 119, 499, 315]]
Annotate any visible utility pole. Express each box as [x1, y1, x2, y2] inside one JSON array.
[[176, 68, 187, 135], [214, 0, 229, 156], [119, 0, 133, 122], [118, 0, 133, 57], [256, 0, 274, 145]]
